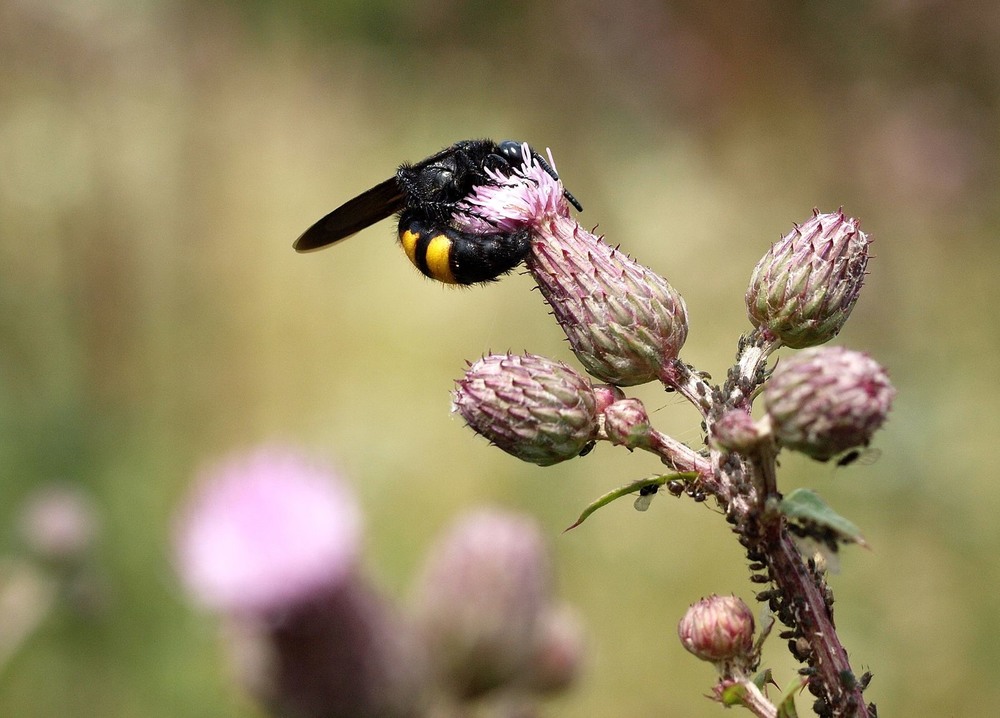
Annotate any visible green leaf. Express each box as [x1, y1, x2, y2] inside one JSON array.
[[752, 668, 774, 691], [564, 472, 697, 532], [777, 691, 799, 718], [779, 488, 867, 548], [719, 681, 747, 706], [776, 678, 805, 718]]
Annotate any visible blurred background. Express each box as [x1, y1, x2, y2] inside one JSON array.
[[2, 0, 998, 715]]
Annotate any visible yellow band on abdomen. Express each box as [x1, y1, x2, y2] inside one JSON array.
[[400, 229, 420, 266], [423, 235, 458, 284]]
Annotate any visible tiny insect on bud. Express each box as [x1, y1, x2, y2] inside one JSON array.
[[762, 346, 895, 462], [746, 209, 870, 349]]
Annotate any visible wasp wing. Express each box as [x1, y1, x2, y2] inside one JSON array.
[[294, 176, 406, 252], [633, 493, 654, 512]]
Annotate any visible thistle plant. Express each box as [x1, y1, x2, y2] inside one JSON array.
[[452, 146, 894, 717], [174, 448, 583, 718]]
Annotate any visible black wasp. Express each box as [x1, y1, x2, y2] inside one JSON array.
[[294, 139, 582, 285]]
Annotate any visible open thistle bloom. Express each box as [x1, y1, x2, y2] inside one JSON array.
[[458, 146, 688, 386], [453, 352, 599, 466], [746, 209, 870, 349], [174, 448, 426, 718], [763, 346, 895, 462], [174, 447, 363, 613]]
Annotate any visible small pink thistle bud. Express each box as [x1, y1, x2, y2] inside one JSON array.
[[452, 352, 599, 466], [459, 147, 688, 386], [678, 595, 756, 672], [601, 398, 653, 450], [710, 409, 767, 453], [411, 509, 554, 699], [592, 383, 627, 414], [763, 346, 895, 462], [747, 209, 870, 349]]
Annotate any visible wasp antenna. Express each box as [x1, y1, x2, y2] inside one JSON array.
[[529, 150, 583, 212], [530, 149, 561, 181]]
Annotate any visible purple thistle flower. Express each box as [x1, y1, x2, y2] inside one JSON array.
[[174, 447, 362, 614], [459, 147, 688, 387], [175, 447, 427, 718]]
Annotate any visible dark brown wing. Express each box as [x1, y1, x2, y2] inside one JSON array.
[[293, 176, 406, 252]]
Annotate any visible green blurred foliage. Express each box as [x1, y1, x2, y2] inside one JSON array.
[[2, 0, 999, 715]]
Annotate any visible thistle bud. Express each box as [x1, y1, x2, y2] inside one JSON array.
[[747, 209, 870, 349], [592, 384, 627, 414], [601, 398, 653, 450], [18, 484, 98, 564], [524, 604, 586, 695], [458, 147, 688, 386], [763, 346, 895, 462], [452, 353, 599, 466], [411, 509, 553, 699], [529, 221, 689, 386], [678, 595, 756, 673], [709, 409, 767, 453]]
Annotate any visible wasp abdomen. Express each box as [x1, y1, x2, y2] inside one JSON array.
[[398, 211, 531, 285]]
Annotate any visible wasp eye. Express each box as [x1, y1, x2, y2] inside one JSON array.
[[497, 140, 526, 166]]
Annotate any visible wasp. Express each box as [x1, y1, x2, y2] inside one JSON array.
[[294, 139, 582, 285]]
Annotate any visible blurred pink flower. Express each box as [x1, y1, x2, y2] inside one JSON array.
[[411, 508, 554, 699], [174, 447, 362, 614], [18, 483, 99, 562]]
